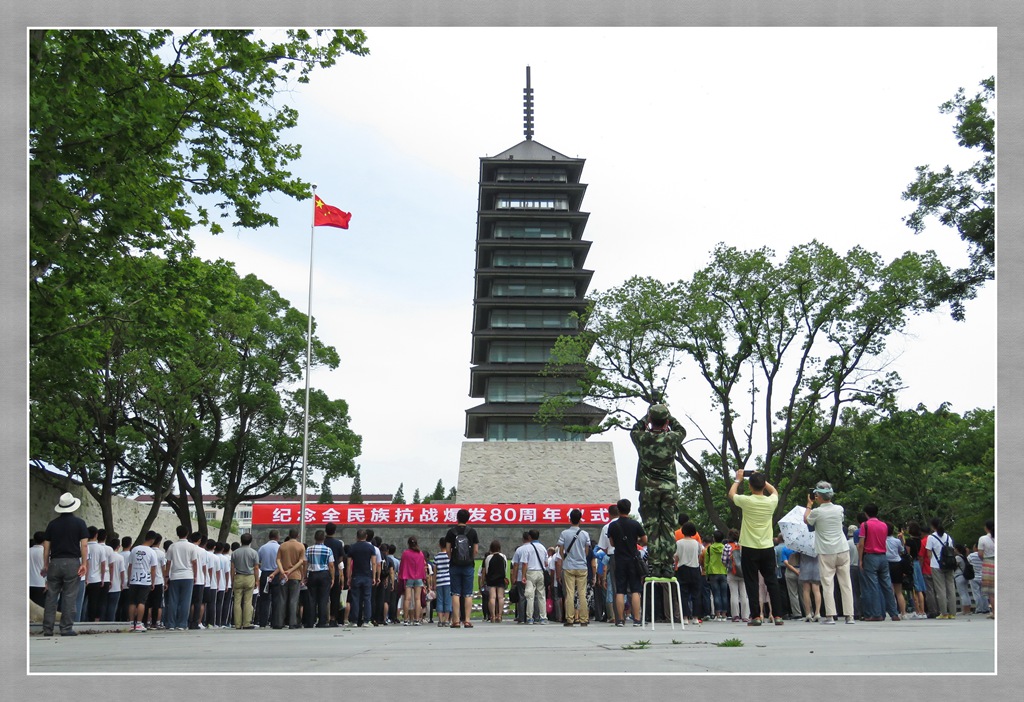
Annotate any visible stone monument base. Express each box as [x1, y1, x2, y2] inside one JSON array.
[[457, 441, 619, 505]]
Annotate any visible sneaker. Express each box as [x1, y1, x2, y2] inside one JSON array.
[[747, 618, 762, 626], [197, 623, 205, 630], [773, 617, 784, 626], [821, 617, 836, 625], [845, 616, 856, 624], [632, 619, 642, 627], [615, 620, 625, 627], [135, 623, 147, 632], [538, 619, 546, 625], [413, 621, 420, 626]]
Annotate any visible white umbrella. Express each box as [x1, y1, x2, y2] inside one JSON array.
[[778, 505, 817, 556]]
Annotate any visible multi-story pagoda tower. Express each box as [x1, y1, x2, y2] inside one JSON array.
[[457, 68, 618, 505]]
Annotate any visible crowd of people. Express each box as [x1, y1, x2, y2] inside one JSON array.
[[32, 487, 995, 637]]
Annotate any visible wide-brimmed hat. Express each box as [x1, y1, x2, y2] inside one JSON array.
[[54, 492, 82, 513]]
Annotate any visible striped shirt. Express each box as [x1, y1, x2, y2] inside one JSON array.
[[305, 543, 335, 573], [435, 551, 451, 587]]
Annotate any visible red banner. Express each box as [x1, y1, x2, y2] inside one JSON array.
[[251, 503, 611, 527]]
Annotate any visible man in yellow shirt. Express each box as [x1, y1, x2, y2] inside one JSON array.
[[728, 469, 785, 626]]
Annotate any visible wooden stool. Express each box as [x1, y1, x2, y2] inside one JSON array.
[[642, 576, 684, 630]]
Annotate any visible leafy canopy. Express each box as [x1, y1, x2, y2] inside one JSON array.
[[902, 76, 994, 320]]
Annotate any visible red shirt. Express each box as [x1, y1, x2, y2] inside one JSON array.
[[859, 518, 887, 554], [918, 537, 932, 575]]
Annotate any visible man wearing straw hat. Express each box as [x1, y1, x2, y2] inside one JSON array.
[[40, 492, 89, 636]]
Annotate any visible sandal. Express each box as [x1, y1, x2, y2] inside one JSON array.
[[450, 622, 461, 629], [747, 618, 763, 626], [463, 622, 474, 628]]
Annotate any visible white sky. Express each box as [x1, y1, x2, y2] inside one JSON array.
[[189, 27, 996, 504]]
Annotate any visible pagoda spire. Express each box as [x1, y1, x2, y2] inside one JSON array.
[[523, 66, 534, 140]]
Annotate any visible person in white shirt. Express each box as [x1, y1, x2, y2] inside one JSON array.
[[118, 535, 133, 621], [29, 532, 46, 608], [597, 503, 619, 621], [977, 520, 994, 619], [201, 539, 219, 628], [84, 526, 108, 622], [165, 525, 199, 631], [127, 531, 158, 631], [97, 530, 118, 620], [105, 535, 126, 621], [804, 482, 855, 624], [216, 543, 230, 627], [187, 531, 207, 629], [146, 535, 167, 629]]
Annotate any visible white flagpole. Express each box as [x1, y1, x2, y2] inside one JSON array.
[[300, 184, 318, 545]]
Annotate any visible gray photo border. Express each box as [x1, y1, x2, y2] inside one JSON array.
[[5, 1, 1019, 700]]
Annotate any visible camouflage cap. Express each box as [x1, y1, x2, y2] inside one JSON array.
[[648, 404, 670, 422]]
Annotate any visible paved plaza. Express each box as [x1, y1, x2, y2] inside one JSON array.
[[29, 615, 996, 675]]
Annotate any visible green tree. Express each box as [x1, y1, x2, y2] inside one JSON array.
[[30, 254, 242, 536], [318, 477, 334, 504], [349, 468, 364, 504], [392, 483, 406, 505], [543, 242, 948, 530], [30, 29, 368, 299], [187, 273, 359, 542], [903, 76, 994, 321], [446, 486, 457, 501], [800, 404, 993, 545], [428, 479, 445, 503], [412, 488, 421, 504]]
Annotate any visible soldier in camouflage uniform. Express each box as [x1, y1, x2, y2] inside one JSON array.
[[631, 404, 685, 579]]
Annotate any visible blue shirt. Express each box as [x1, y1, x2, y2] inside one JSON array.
[[258, 540, 280, 573]]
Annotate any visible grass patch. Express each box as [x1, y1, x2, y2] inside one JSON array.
[[621, 639, 652, 650], [671, 639, 683, 645], [717, 638, 744, 647]]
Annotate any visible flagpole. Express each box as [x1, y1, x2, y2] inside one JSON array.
[[300, 184, 318, 545]]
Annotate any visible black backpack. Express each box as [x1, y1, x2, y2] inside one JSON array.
[[379, 552, 393, 586], [935, 533, 957, 572], [453, 528, 473, 565], [960, 556, 975, 580]]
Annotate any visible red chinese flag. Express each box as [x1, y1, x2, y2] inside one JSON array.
[[313, 195, 352, 229]]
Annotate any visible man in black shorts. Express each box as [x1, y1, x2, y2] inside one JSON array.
[[606, 498, 648, 627]]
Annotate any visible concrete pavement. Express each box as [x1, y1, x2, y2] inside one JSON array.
[[28, 614, 996, 674]]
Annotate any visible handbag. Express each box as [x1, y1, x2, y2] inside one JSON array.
[[530, 542, 553, 587]]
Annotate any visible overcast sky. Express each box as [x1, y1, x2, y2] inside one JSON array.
[[189, 26, 996, 504]]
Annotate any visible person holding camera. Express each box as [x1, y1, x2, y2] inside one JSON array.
[[728, 469, 785, 626], [631, 403, 686, 580], [804, 481, 855, 624]]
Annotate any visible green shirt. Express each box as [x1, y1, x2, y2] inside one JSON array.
[[704, 541, 727, 575], [733, 492, 778, 549]]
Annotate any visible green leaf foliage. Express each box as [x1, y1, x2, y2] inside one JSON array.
[[543, 241, 951, 530], [902, 76, 994, 320]]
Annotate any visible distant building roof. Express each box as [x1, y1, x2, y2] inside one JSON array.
[[488, 139, 580, 162]]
